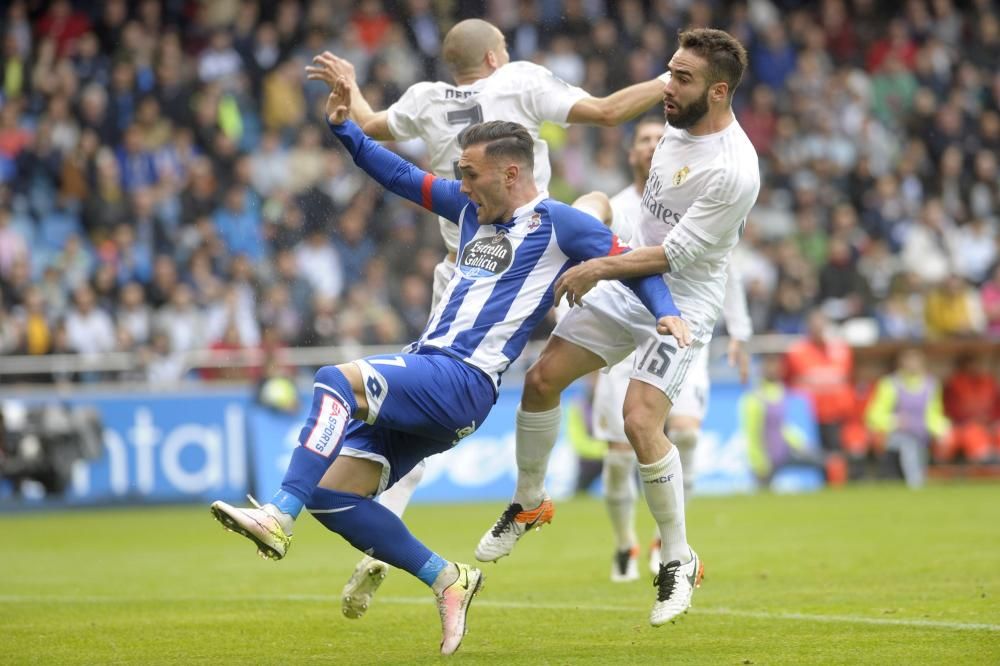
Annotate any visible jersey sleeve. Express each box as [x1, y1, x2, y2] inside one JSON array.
[[329, 120, 467, 224], [550, 203, 679, 319], [722, 262, 753, 341], [385, 83, 428, 141], [521, 64, 590, 125], [662, 167, 759, 273]]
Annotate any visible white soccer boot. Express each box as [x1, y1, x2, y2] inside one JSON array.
[[437, 562, 484, 655], [650, 548, 704, 626], [610, 545, 640, 583], [210, 495, 292, 560], [341, 556, 389, 619], [474, 498, 554, 562]]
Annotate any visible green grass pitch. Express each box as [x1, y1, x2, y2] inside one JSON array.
[[2, 483, 998, 664]]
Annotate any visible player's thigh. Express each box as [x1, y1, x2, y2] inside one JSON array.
[[318, 454, 384, 497], [352, 351, 494, 442], [551, 281, 636, 370], [523, 335, 608, 408], [592, 353, 635, 443], [331, 421, 449, 497], [630, 331, 705, 407], [667, 344, 711, 428]]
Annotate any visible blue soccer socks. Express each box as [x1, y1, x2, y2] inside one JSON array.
[[308, 487, 442, 585], [276, 366, 359, 514]]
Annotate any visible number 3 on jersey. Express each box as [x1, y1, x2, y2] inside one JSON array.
[[448, 104, 484, 178]]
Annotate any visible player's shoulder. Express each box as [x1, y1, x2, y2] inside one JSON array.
[[490, 61, 555, 87], [704, 127, 760, 201], [396, 80, 452, 107]]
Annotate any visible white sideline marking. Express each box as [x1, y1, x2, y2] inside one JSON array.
[[1, 594, 997, 632]]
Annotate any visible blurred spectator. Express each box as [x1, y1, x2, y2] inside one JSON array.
[[784, 309, 854, 453], [924, 275, 986, 340], [116, 281, 151, 347], [63, 285, 116, 357], [741, 353, 825, 486], [981, 265, 1000, 338], [865, 348, 950, 487], [942, 353, 1000, 463], [295, 226, 343, 300]]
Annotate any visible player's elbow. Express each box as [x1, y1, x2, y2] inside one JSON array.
[[592, 101, 619, 127]]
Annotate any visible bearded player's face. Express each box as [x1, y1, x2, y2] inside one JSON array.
[[661, 48, 713, 130]]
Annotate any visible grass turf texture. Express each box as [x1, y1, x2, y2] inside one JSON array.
[[1, 483, 998, 664]]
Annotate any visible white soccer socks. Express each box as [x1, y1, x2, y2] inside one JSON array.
[[638, 447, 690, 565], [603, 447, 639, 552], [667, 428, 698, 500], [512, 405, 561, 508]]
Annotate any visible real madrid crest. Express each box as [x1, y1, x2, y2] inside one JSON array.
[[673, 166, 690, 186]]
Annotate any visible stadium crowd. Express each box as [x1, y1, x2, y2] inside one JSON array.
[[0, 0, 998, 390]]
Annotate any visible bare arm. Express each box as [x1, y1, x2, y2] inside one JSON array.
[[307, 52, 395, 141], [571, 191, 613, 227], [566, 79, 665, 127], [554, 246, 670, 308]]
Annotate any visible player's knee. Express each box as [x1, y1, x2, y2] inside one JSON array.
[[523, 362, 561, 406], [623, 408, 661, 450], [314, 365, 362, 413]]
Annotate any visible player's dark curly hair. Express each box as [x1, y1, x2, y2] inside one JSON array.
[[678, 28, 748, 99], [458, 121, 534, 170]]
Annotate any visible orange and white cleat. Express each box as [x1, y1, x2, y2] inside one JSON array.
[[474, 498, 554, 562]]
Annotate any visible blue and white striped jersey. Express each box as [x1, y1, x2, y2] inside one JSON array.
[[331, 120, 677, 389]]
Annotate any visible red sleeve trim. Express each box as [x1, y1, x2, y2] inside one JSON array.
[[608, 234, 629, 256], [421, 173, 435, 210]]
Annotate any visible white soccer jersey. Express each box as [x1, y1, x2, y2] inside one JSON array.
[[386, 61, 589, 253], [610, 177, 754, 339], [632, 120, 760, 342], [609, 184, 642, 243]]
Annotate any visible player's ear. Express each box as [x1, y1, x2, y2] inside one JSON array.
[[710, 81, 729, 103], [504, 163, 518, 185]]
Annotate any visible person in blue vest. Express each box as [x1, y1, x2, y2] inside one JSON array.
[[865, 348, 951, 488]]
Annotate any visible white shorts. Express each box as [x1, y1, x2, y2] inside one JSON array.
[[554, 280, 705, 404], [591, 344, 710, 442], [431, 258, 456, 310]]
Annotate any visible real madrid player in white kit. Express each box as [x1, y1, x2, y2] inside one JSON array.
[[590, 118, 753, 583], [475, 29, 761, 626], [307, 18, 671, 618]]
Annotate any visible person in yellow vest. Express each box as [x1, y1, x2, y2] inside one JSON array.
[[741, 354, 824, 487], [865, 348, 950, 488]]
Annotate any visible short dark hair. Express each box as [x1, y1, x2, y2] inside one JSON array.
[[678, 28, 748, 99], [458, 121, 534, 170]]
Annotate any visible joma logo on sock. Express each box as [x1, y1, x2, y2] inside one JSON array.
[[646, 474, 675, 484]]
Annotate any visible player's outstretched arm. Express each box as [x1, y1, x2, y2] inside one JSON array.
[[566, 78, 666, 127], [306, 52, 394, 140], [323, 78, 468, 223], [551, 205, 690, 346]]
